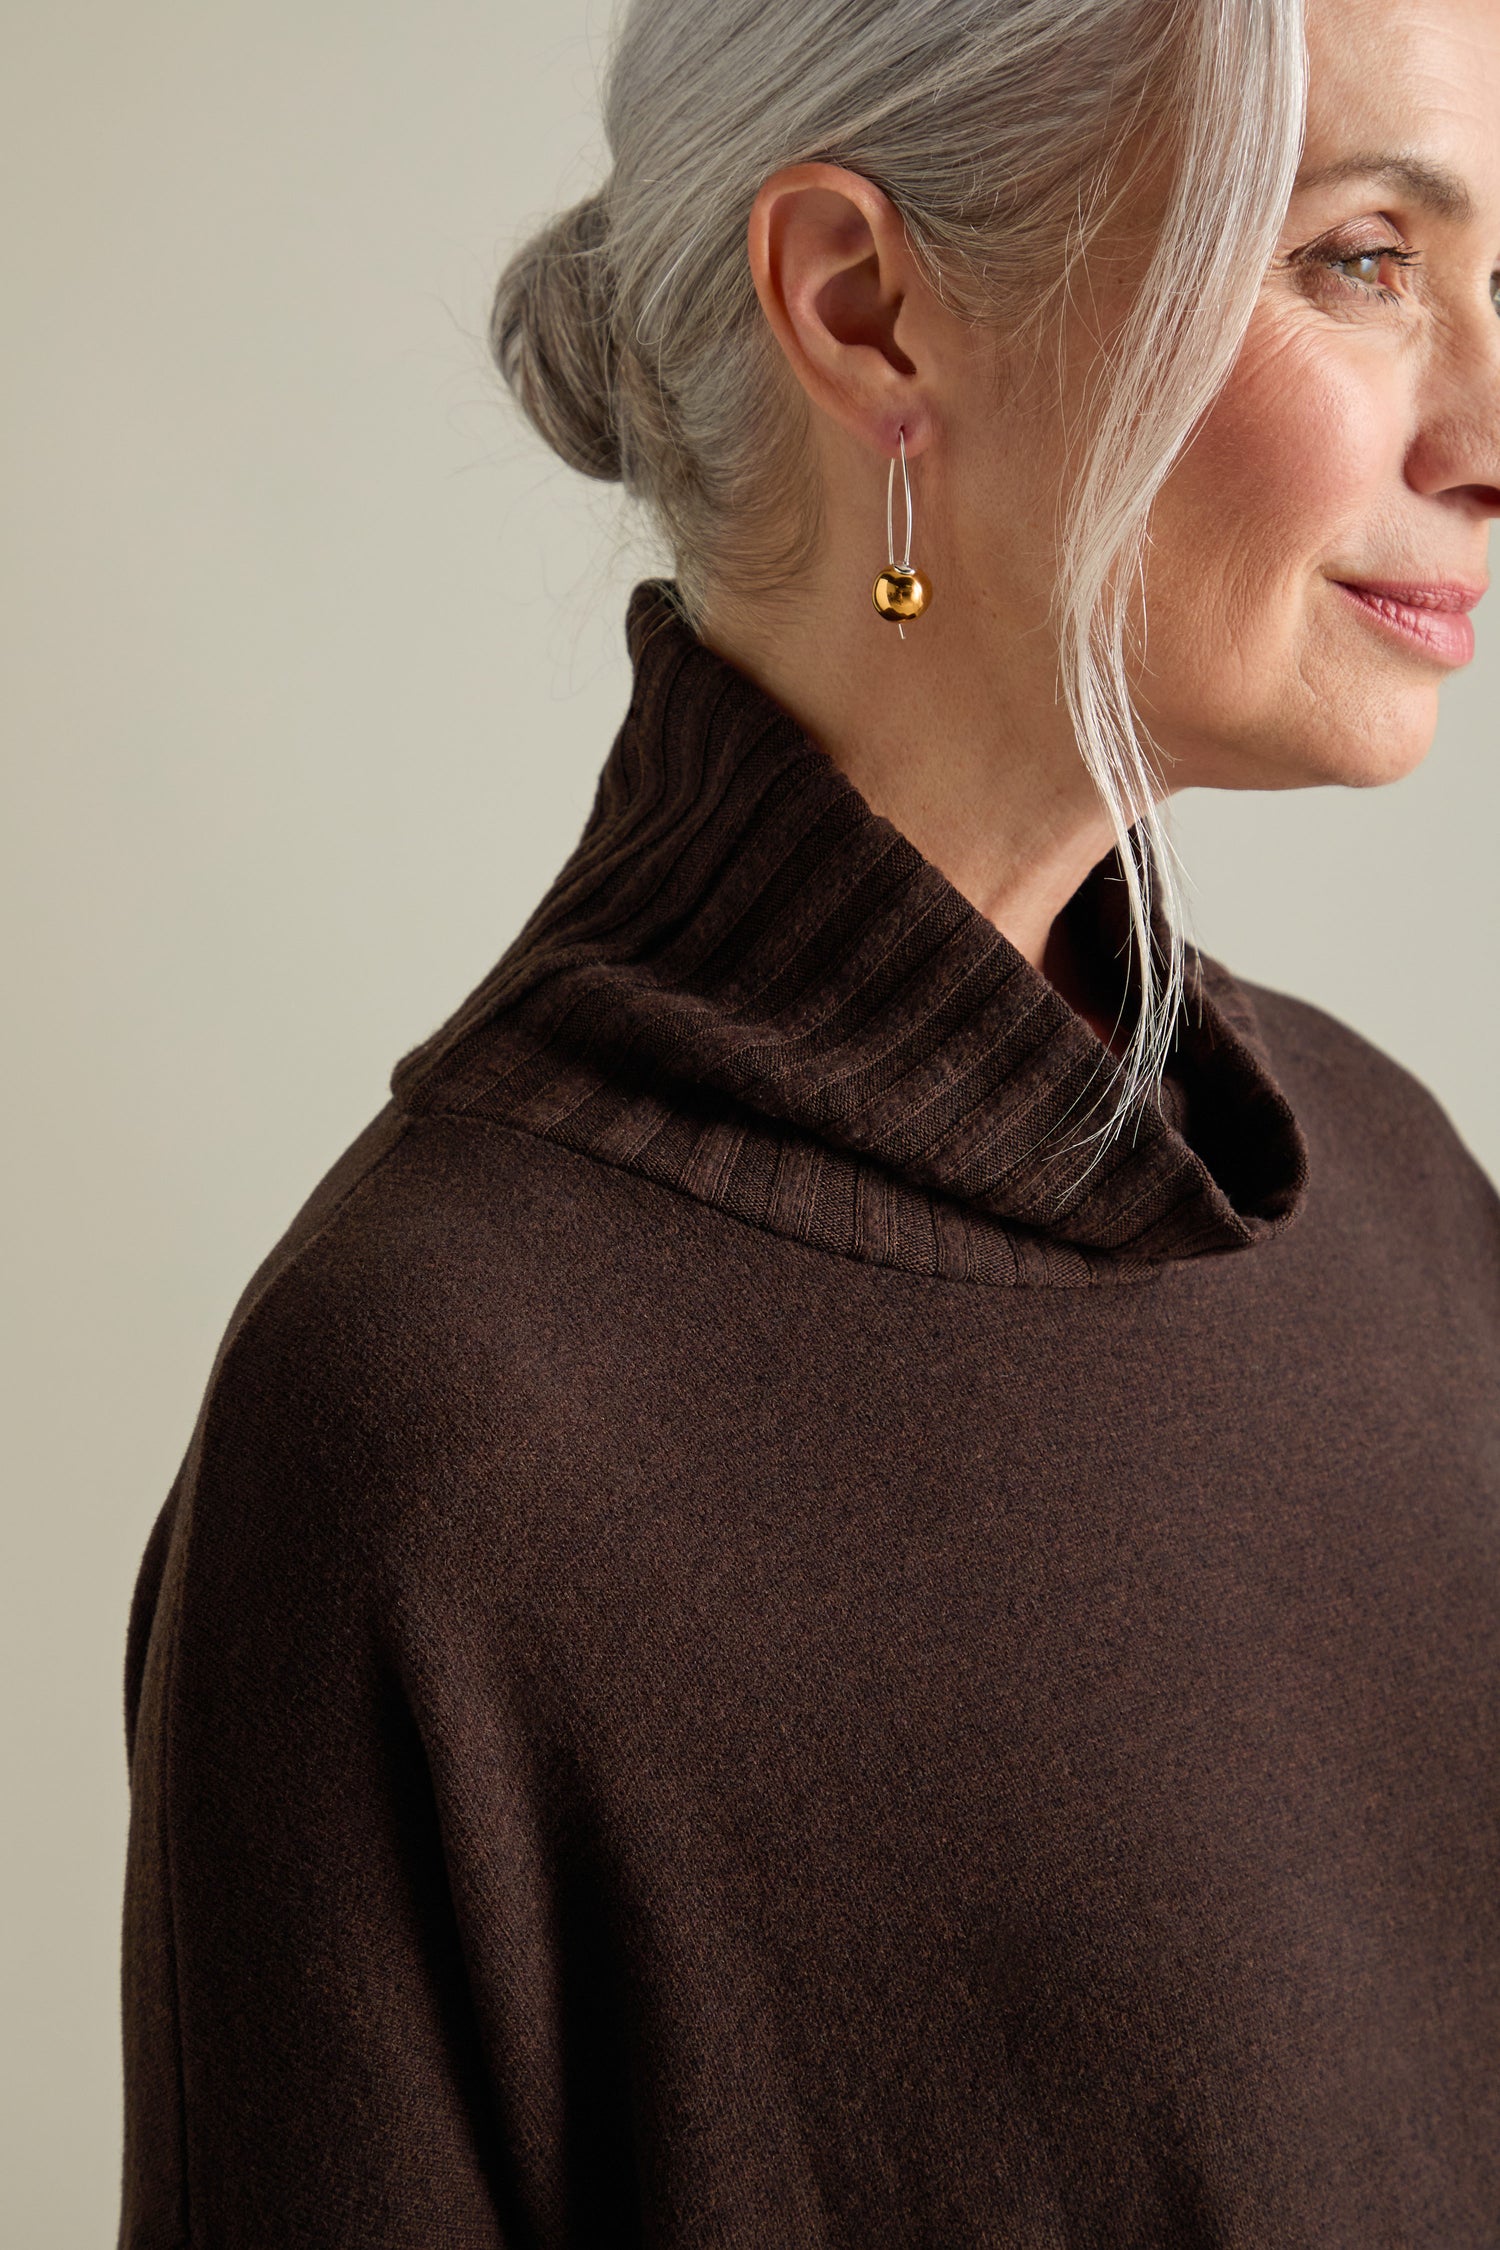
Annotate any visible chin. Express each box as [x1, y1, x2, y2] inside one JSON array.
[[1165, 667, 1442, 794], [1291, 674, 1442, 789], [1327, 731, 1440, 789]]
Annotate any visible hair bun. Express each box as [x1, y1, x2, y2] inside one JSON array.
[[490, 189, 621, 483]]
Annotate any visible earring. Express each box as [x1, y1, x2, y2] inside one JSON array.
[[870, 426, 932, 639]]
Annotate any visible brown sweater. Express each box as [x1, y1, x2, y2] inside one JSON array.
[[119, 579, 1500, 2248]]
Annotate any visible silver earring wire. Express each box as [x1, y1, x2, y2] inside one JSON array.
[[885, 426, 915, 640]]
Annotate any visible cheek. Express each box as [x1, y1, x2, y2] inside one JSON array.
[[1163, 326, 1397, 599], [1130, 318, 1441, 787], [1137, 319, 1407, 735]]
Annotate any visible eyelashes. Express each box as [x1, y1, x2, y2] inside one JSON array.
[[1308, 240, 1421, 307], [1282, 232, 1500, 318]]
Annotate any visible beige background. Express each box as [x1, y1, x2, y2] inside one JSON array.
[[3, 3, 1496, 2240]]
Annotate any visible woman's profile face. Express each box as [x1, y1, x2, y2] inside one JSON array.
[[1135, 0, 1500, 793]]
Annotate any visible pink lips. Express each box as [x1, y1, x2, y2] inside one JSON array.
[[1332, 577, 1485, 666]]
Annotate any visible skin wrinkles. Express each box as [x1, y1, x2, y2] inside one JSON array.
[[697, 0, 1500, 1046], [1143, 2, 1500, 793]]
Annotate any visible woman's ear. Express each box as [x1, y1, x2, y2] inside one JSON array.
[[746, 161, 937, 456]]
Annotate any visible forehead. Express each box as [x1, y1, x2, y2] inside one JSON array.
[[1303, 0, 1500, 200]]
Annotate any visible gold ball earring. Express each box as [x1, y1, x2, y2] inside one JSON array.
[[870, 425, 932, 638]]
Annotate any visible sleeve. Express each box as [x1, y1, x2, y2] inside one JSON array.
[[117, 1298, 524, 2250]]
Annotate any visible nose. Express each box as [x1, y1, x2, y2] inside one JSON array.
[[1404, 300, 1500, 518]]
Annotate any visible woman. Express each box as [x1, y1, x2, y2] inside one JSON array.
[[118, 0, 1500, 2241]]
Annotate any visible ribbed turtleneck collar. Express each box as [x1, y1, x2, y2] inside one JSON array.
[[390, 579, 1310, 1286]]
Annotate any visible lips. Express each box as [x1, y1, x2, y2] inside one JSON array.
[[1335, 579, 1486, 612], [1331, 577, 1483, 666]]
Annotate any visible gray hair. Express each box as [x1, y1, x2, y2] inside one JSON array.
[[491, 0, 1309, 1161]]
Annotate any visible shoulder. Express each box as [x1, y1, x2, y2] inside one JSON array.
[[1229, 968, 1500, 1245], [1237, 971, 1474, 1146], [133, 1106, 702, 1765], [202, 1105, 630, 1429], [172, 1108, 682, 1590]]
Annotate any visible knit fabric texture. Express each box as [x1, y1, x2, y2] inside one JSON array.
[[119, 580, 1500, 2247]]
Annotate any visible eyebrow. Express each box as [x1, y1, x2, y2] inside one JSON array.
[[1293, 151, 1476, 225]]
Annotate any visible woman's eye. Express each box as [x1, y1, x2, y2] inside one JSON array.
[[1335, 249, 1386, 284], [1323, 243, 1417, 299]]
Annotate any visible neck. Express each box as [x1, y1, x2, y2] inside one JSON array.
[[697, 576, 1133, 1050], [390, 574, 1311, 1275]]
